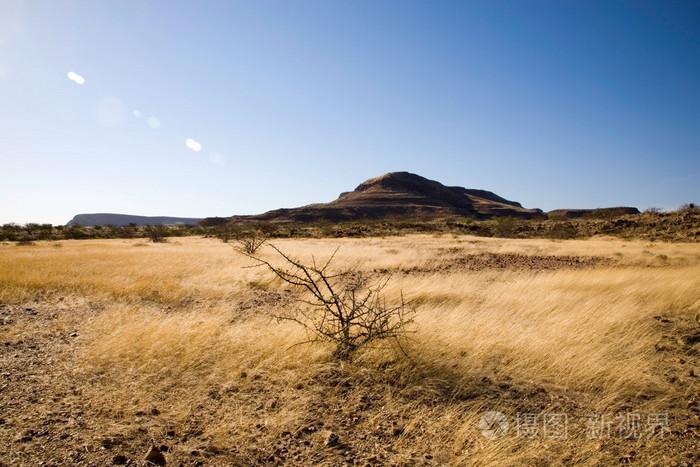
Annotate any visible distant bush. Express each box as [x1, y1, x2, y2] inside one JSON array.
[[548, 222, 578, 240], [146, 226, 168, 243], [65, 226, 89, 240], [492, 217, 519, 238]]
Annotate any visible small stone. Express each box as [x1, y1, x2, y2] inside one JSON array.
[[323, 431, 340, 447], [68, 331, 78, 338], [144, 445, 166, 465], [112, 454, 128, 465]]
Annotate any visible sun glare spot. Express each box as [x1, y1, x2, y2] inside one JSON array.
[[185, 138, 203, 152], [66, 71, 85, 85], [132, 110, 142, 118]]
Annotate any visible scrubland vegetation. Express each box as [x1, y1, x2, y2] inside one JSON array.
[[2, 207, 699, 244], [1, 235, 699, 465]]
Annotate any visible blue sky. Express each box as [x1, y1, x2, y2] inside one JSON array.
[[1, 0, 698, 225]]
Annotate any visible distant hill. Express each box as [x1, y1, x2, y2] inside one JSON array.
[[205, 172, 545, 225], [66, 213, 203, 227]]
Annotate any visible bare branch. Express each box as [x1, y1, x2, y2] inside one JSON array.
[[239, 244, 415, 359]]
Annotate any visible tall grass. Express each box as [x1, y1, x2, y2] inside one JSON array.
[[2, 235, 699, 464]]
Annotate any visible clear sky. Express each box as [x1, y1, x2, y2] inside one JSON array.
[[1, 0, 698, 225]]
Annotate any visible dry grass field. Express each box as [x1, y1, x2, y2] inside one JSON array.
[[1, 235, 699, 466]]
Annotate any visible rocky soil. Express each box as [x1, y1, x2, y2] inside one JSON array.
[[2, 295, 700, 466]]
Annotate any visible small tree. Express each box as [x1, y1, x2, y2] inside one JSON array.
[[244, 245, 413, 359]]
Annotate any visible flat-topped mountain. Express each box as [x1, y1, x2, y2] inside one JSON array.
[[209, 172, 544, 224], [66, 213, 203, 227]]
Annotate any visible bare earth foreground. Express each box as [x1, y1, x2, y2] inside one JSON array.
[[1, 235, 699, 466]]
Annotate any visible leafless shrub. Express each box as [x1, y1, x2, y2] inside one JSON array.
[[234, 231, 267, 254], [243, 244, 414, 359], [220, 223, 269, 252]]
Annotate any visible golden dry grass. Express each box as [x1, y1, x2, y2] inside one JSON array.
[[1, 235, 699, 465]]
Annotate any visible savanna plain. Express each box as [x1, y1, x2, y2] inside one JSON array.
[[1, 234, 699, 466]]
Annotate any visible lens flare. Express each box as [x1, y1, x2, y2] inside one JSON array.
[[66, 71, 85, 85], [185, 138, 202, 152]]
